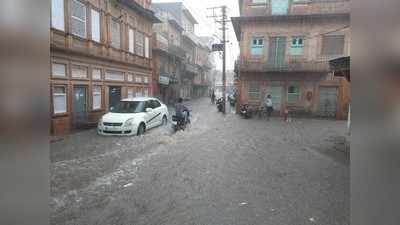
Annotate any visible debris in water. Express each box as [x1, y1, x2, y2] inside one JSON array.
[[309, 217, 316, 223], [239, 202, 248, 206], [123, 183, 133, 188]]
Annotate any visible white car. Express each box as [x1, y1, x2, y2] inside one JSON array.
[[97, 97, 169, 136]]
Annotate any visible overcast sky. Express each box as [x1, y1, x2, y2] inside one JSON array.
[[152, 0, 240, 71]]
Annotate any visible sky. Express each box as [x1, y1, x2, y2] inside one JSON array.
[[152, 0, 240, 71]]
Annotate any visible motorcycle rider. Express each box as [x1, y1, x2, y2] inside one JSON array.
[[175, 97, 190, 125]]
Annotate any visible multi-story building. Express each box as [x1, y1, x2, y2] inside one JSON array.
[[151, 9, 185, 104], [193, 38, 213, 98], [232, 0, 350, 119], [50, 0, 159, 134], [151, 2, 212, 101]]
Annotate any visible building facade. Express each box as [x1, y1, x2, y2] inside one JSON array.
[[152, 2, 212, 101], [193, 39, 213, 98], [151, 10, 186, 105], [232, 0, 351, 119], [50, 0, 159, 134]]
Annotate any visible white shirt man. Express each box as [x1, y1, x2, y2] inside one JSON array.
[[265, 95, 273, 120], [265, 96, 273, 108]]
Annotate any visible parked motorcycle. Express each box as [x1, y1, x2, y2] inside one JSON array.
[[239, 104, 252, 119], [216, 97, 225, 112], [172, 110, 191, 131]]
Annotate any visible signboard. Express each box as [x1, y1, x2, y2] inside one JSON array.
[[159, 75, 170, 85], [212, 43, 224, 52]]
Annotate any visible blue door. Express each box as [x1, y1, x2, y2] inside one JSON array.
[[271, 0, 289, 15]]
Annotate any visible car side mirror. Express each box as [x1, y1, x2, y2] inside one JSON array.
[[146, 108, 153, 113]]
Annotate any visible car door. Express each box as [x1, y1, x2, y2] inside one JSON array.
[[151, 100, 163, 126], [144, 100, 157, 128]]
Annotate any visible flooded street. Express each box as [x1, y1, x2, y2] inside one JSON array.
[[50, 98, 349, 225]]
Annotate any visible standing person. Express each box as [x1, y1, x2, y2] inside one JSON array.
[[211, 90, 216, 104], [265, 94, 273, 121]]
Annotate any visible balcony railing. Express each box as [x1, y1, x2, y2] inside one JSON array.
[[184, 63, 199, 74], [239, 60, 330, 73], [168, 44, 186, 59], [154, 33, 169, 52], [51, 29, 152, 69]]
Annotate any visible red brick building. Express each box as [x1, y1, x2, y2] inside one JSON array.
[[50, 0, 160, 135], [232, 0, 350, 119]]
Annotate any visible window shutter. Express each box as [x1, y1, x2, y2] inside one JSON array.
[[145, 36, 150, 58], [53, 87, 67, 114], [52, 63, 66, 76], [111, 19, 121, 49], [93, 86, 102, 110], [71, 0, 86, 38], [92, 68, 102, 80], [135, 32, 144, 57], [51, 0, 65, 31], [129, 29, 134, 53], [91, 9, 100, 42], [71, 65, 88, 78]]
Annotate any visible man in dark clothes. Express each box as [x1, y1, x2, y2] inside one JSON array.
[[175, 97, 189, 123]]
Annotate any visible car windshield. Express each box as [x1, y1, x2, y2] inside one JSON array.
[[110, 101, 145, 113]]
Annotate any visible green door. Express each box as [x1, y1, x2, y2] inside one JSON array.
[[266, 86, 283, 111], [318, 87, 338, 117], [268, 37, 287, 68]]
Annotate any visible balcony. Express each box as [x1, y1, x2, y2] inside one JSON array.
[[184, 63, 199, 74], [239, 59, 330, 73], [154, 33, 169, 52], [168, 44, 186, 59], [51, 29, 152, 69]]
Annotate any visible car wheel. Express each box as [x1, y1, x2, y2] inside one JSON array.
[[137, 123, 145, 136], [162, 115, 167, 126]]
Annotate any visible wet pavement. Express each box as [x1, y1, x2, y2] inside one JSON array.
[[50, 98, 349, 225]]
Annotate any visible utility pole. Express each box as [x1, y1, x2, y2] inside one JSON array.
[[221, 6, 227, 114], [207, 5, 229, 114]]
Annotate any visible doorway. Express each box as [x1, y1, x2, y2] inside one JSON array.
[[268, 37, 287, 67], [318, 86, 338, 117], [266, 86, 283, 112], [109, 86, 122, 110], [72, 86, 88, 127]]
